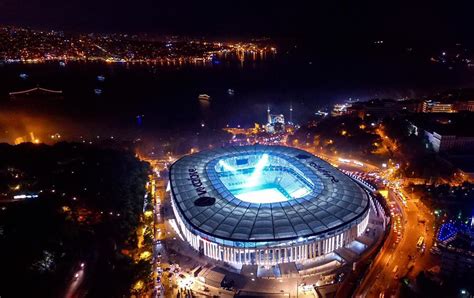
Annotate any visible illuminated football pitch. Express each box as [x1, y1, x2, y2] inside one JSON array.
[[216, 154, 314, 203]]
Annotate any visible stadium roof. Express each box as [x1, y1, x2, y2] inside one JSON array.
[[169, 145, 369, 242]]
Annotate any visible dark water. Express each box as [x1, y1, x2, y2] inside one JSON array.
[[1, 46, 474, 142]]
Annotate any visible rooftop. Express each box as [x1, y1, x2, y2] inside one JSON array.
[[169, 145, 369, 243], [410, 112, 474, 137]]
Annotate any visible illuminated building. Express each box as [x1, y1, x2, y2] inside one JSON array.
[[425, 131, 474, 152], [14, 132, 40, 145], [400, 99, 424, 113], [436, 222, 474, 278], [168, 145, 370, 266], [14, 137, 26, 145], [409, 112, 474, 152], [422, 100, 455, 113], [331, 104, 350, 116], [347, 99, 402, 118], [454, 100, 474, 112], [265, 106, 286, 133]]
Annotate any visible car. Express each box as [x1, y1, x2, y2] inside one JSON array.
[[179, 274, 186, 279]]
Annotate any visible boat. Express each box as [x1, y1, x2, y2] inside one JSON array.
[[94, 88, 103, 95], [19, 73, 28, 80], [227, 89, 235, 96], [97, 75, 105, 82], [198, 94, 211, 101]]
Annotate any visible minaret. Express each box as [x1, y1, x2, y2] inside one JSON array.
[[289, 103, 293, 124], [267, 105, 272, 124]]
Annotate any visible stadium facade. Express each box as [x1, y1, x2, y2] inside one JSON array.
[[169, 145, 370, 266]]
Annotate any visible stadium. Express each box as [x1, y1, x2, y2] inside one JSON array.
[[168, 145, 370, 266]]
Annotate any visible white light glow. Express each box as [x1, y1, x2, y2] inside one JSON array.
[[219, 160, 237, 172], [244, 154, 269, 188], [235, 188, 288, 203], [338, 158, 351, 163], [216, 153, 314, 204], [290, 187, 310, 198]]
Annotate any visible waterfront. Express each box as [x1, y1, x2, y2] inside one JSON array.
[[2, 43, 474, 144]]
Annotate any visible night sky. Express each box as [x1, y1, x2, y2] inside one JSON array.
[[0, 1, 473, 42]]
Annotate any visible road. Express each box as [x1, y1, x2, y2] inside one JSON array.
[[302, 143, 439, 297], [64, 263, 85, 298], [303, 144, 439, 297], [355, 188, 437, 297], [296, 145, 381, 173], [150, 174, 169, 297]]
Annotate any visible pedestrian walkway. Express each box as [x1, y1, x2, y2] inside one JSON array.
[[356, 235, 374, 247], [335, 247, 358, 263]]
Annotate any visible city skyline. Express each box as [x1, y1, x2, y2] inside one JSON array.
[[1, 2, 474, 43]]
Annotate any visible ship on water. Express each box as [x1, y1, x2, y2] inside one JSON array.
[[198, 94, 211, 101]]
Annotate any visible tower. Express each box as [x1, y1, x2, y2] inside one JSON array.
[[267, 105, 271, 124], [289, 103, 293, 124]]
